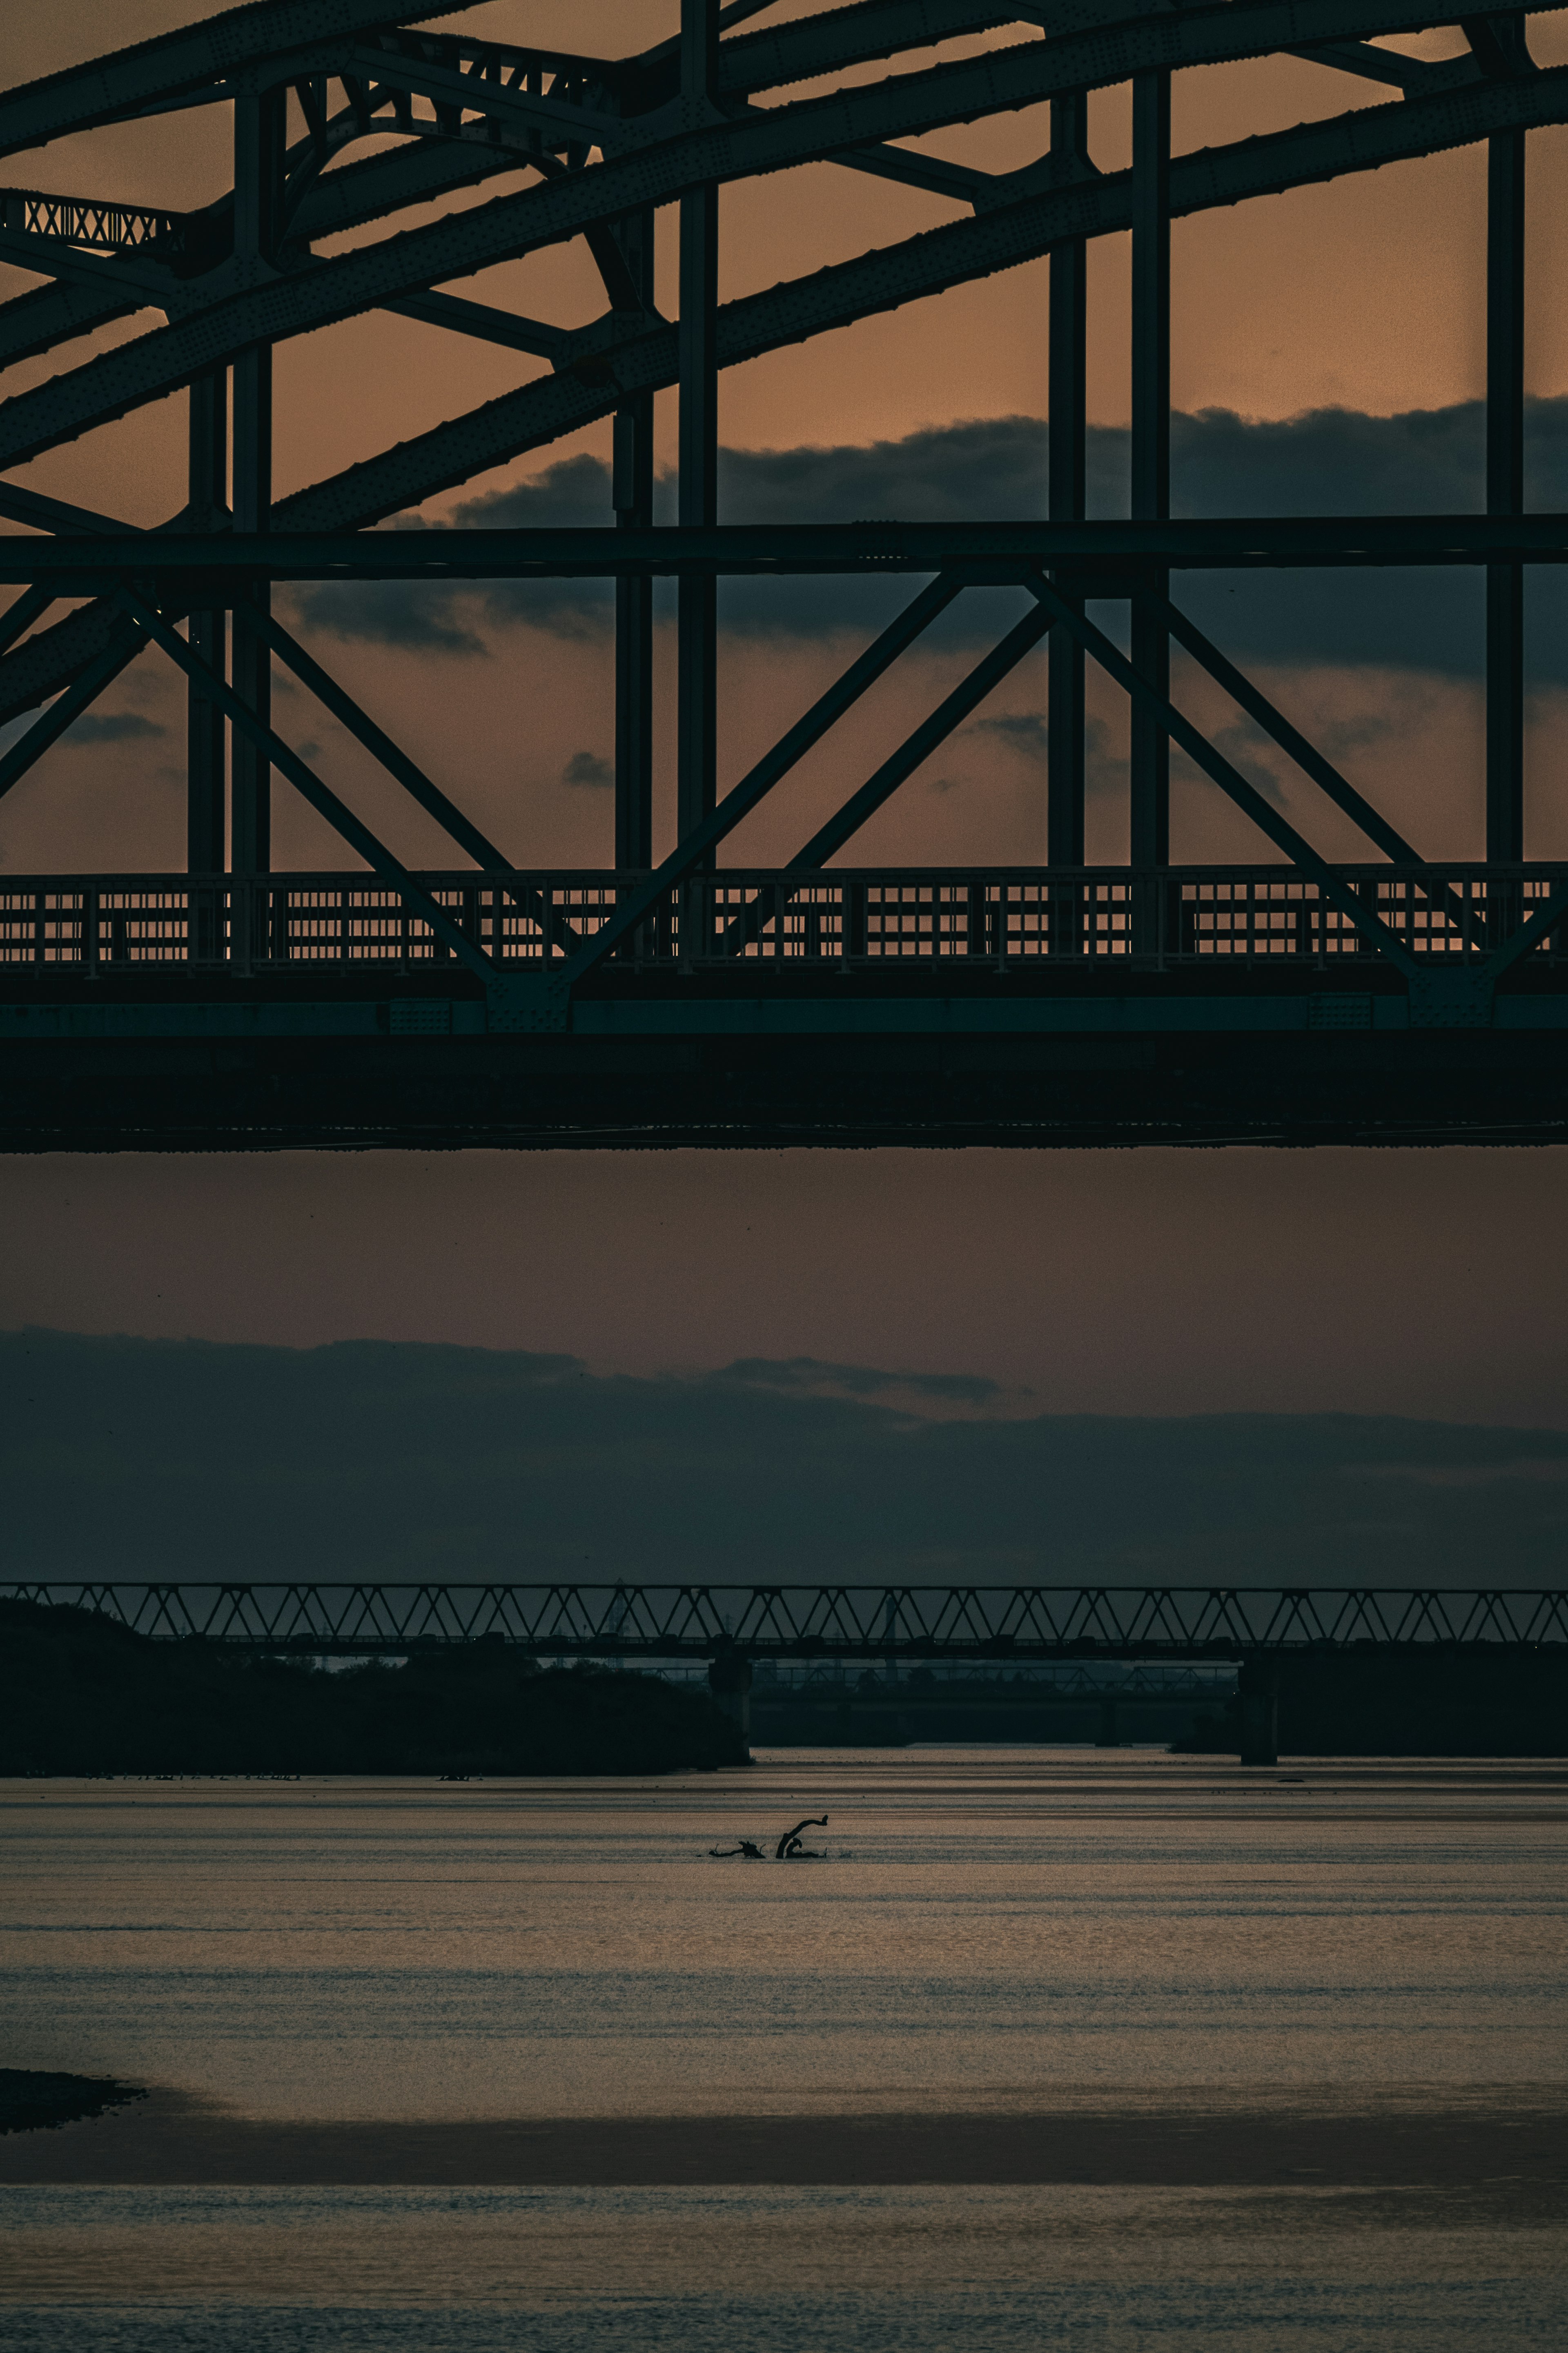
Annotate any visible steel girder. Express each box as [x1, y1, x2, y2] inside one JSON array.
[[5, 54, 1567, 724], [0, 3, 456, 161], [1, 2, 1530, 167], [0, 6, 1561, 476], [16, 516, 1568, 583]]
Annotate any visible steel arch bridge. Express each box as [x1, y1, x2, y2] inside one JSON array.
[[3, 3, 1568, 1149], [6, 1580, 1566, 1657]]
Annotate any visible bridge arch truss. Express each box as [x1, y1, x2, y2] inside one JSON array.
[[4, 2, 1568, 1147]]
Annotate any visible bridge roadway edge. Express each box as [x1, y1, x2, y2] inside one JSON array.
[[3, 966, 1566, 1147]]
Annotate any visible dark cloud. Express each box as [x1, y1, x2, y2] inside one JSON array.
[[1173, 712, 1287, 806], [561, 749, 613, 789], [966, 711, 1125, 798], [1084, 713, 1126, 798], [63, 710, 164, 743], [454, 458, 629, 640], [969, 711, 1047, 756], [289, 575, 487, 655], [447, 448, 1039, 645], [284, 402, 1568, 680], [1313, 710, 1401, 761], [4, 1328, 1567, 1590], [454, 455, 614, 531]]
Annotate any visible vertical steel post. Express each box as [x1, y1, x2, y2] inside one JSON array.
[[1487, 118, 1526, 863], [1048, 92, 1088, 874], [677, 0, 720, 848], [1130, 70, 1171, 899], [186, 369, 227, 875], [230, 84, 285, 877], [613, 207, 657, 870]]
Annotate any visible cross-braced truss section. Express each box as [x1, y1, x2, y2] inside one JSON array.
[[3, 2, 1568, 1148], [5, 1581, 1566, 1655]]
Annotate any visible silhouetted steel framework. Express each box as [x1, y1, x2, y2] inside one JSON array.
[[3, 4, 1568, 1145], [5, 1582, 1565, 1657]]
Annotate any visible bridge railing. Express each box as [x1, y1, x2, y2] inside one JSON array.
[[4, 1584, 1566, 1657], [3, 865, 1566, 975]]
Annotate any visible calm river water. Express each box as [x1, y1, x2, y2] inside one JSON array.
[[2, 1749, 1565, 2349]]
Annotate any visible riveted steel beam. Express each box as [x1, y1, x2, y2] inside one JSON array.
[[11, 57, 1568, 747], [0, 3, 456, 163], [1047, 89, 1089, 875], [786, 603, 1054, 870], [678, 0, 722, 852], [560, 575, 963, 985], [1130, 63, 1170, 903], [612, 205, 656, 871], [186, 368, 227, 874], [1026, 575, 1423, 974], [5, 9, 1565, 478], [119, 589, 497, 982], [1487, 82, 1527, 862]]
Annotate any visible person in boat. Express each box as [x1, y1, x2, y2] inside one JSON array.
[[775, 1815, 828, 1858]]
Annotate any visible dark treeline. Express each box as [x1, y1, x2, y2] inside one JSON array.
[[1174, 1650, 1568, 1757], [0, 1601, 746, 1777]]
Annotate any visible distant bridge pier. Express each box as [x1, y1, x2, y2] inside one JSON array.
[[1237, 1660, 1279, 1768], [708, 1650, 753, 1748]]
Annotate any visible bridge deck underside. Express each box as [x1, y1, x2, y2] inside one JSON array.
[[4, 856, 1566, 1146], [4, 952, 1566, 1148], [3, 1021, 1563, 1149]]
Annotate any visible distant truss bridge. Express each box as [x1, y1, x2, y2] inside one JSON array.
[[6, 1584, 1566, 1659]]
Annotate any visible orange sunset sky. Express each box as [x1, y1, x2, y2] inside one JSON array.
[[4, 5, 1568, 1430]]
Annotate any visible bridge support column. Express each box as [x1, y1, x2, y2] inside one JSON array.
[[230, 84, 286, 882], [1237, 1659, 1278, 1768], [677, 0, 720, 852], [614, 206, 656, 872], [1130, 70, 1170, 943], [1095, 1695, 1121, 1748], [1487, 109, 1526, 868], [708, 1649, 752, 1748], [186, 370, 227, 888], [1048, 93, 1088, 897]]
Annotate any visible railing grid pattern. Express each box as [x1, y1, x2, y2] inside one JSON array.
[[4, 868, 1566, 973]]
